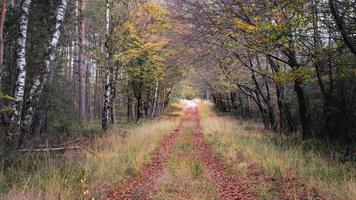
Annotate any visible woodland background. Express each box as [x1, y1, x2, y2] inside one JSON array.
[[0, 0, 355, 162], [0, 0, 355, 199]]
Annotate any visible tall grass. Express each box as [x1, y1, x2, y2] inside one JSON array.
[[0, 119, 178, 200], [199, 102, 355, 199]]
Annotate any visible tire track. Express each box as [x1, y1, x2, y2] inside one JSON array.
[[192, 108, 256, 200], [106, 109, 193, 200], [106, 105, 256, 200]]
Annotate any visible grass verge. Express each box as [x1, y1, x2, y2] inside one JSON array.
[[199, 102, 355, 199], [0, 113, 179, 200]]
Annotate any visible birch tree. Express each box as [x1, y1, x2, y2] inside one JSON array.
[[151, 81, 159, 118], [20, 0, 69, 144], [102, 0, 111, 131], [6, 0, 32, 150]]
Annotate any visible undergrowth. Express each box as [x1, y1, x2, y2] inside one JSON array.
[[0, 113, 179, 200]]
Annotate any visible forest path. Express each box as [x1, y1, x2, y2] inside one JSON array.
[[105, 100, 256, 200]]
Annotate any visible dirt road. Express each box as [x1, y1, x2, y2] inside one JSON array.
[[106, 102, 256, 200]]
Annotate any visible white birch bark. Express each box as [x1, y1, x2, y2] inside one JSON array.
[[151, 81, 159, 119], [102, 0, 111, 131], [6, 0, 32, 149], [20, 0, 69, 139]]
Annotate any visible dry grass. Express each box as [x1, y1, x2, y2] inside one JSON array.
[[199, 102, 356, 199], [0, 111, 179, 200], [153, 120, 218, 200]]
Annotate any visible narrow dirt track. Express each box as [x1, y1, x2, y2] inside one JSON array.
[[192, 109, 256, 200], [106, 124, 182, 200], [106, 105, 256, 200], [105, 109, 190, 200]]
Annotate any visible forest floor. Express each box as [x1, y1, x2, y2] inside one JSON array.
[[104, 100, 355, 200], [1, 101, 354, 200]]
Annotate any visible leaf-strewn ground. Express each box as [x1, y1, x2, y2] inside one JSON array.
[[105, 101, 355, 200]]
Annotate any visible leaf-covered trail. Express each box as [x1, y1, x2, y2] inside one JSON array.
[[193, 113, 256, 200], [106, 102, 256, 200]]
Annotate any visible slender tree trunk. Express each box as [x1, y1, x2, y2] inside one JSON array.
[[73, 1, 80, 112], [0, 0, 7, 125], [86, 58, 91, 121], [247, 96, 251, 117], [267, 56, 294, 133], [251, 73, 272, 129], [151, 81, 159, 118], [131, 97, 136, 121], [254, 90, 269, 128], [78, 0, 86, 123], [70, 40, 75, 82], [110, 74, 116, 127], [127, 94, 132, 122], [237, 90, 244, 116], [64, 45, 69, 81], [20, 0, 69, 147], [6, 0, 32, 151], [93, 59, 101, 120], [285, 49, 313, 138], [230, 92, 237, 112], [102, 0, 111, 131], [294, 79, 313, 139], [225, 93, 232, 111], [136, 93, 142, 123], [109, 60, 118, 128], [67, 45, 71, 80], [0, 0, 7, 90], [264, 76, 278, 131], [276, 84, 294, 133], [164, 86, 172, 109], [313, 1, 337, 137]]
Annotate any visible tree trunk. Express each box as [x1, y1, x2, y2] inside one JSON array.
[[276, 84, 294, 133], [151, 81, 159, 119], [136, 93, 143, 123], [0, 0, 7, 90], [230, 92, 237, 112], [237, 90, 244, 116], [6, 0, 32, 151], [102, 0, 111, 131], [285, 48, 313, 138], [78, 0, 86, 123], [225, 93, 232, 111], [86, 58, 91, 121], [93, 59, 101, 120], [127, 94, 132, 122], [294, 79, 313, 138], [109, 59, 118, 128], [110, 82, 116, 128], [264, 74, 278, 131], [313, 1, 334, 136], [20, 0, 69, 147], [267, 56, 294, 133]]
